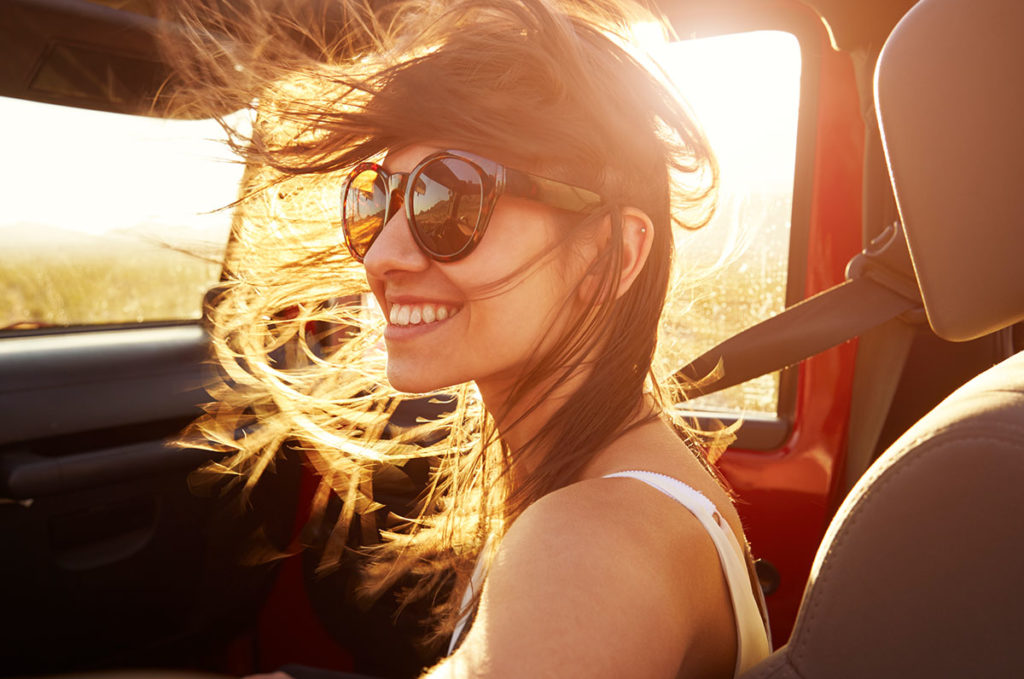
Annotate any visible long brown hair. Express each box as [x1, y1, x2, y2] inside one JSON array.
[[164, 0, 721, 643]]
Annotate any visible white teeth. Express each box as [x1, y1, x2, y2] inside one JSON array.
[[388, 302, 460, 327], [396, 305, 411, 325]]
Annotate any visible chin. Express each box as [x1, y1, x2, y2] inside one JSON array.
[[386, 364, 450, 395]]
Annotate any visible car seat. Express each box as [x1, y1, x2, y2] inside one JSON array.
[[739, 0, 1024, 676]]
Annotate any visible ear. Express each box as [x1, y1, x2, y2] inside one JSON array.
[[615, 207, 655, 298], [575, 207, 655, 303]]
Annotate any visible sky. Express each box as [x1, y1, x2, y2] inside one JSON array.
[[0, 100, 246, 237]]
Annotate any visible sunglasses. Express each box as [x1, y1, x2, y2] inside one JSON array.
[[340, 149, 603, 262]]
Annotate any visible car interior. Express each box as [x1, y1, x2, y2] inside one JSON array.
[[742, 0, 1024, 675], [0, 0, 1020, 676]]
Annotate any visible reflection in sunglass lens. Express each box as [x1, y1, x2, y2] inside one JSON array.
[[344, 168, 388, 258], [412, 158, 484, 257]]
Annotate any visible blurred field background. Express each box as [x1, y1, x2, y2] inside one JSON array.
[[660, 189, 789, 416], [2, 224, 222, 329]]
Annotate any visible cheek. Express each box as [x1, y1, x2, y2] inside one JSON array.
[[463, 265, 579, 363], [444, 203, 583, 293], [430, 203, 592, 376]]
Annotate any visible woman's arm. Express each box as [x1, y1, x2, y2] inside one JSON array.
[[423, 477, 736, 679]]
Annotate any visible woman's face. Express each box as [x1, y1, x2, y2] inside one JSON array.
[[362, 144, 585, 399]]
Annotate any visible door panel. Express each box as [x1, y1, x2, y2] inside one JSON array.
[[0, 323, 300, 674], [0, 325, 208, 446]]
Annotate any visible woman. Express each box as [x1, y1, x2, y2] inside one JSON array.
[[171, 0, 771, 676]]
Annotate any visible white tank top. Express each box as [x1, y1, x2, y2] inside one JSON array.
[[449, 470, 772, 676], [604, 470, 772, 676]]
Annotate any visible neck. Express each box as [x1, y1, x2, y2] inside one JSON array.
[[475, 366, 583, 486], [476, 367, 654, 491]]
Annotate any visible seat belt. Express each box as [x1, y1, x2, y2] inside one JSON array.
[[675, 221, 924, 400], [840, 315, 919, 495]]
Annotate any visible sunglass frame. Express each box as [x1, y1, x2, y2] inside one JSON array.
[[340, 149, 603, 263]]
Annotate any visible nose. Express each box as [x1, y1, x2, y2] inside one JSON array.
[[362, 208, 431, 278]]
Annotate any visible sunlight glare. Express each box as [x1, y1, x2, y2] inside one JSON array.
[[656, 31, 802, 192], [0, 97, 246, 241]]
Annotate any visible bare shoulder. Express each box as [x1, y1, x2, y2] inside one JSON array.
[[501, 477, 732, 605], [579, 418, 750, 555], [505, 475, 719, 560], [445, 477, 736, 679]]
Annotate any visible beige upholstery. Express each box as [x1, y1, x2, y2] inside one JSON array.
[[741, 352, 1024, 678], [875, 0, 1024, 341], [741, 0, 1024, 675]]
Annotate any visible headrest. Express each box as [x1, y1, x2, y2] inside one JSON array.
[[875, 0, 1024, 342]]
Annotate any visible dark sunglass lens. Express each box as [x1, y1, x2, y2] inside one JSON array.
[[343, 168, 389, 258], [411, 157, 484, 257]]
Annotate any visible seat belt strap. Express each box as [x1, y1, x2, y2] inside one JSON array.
[[675, 222, 923, 399], [841, 317, 918, 494]]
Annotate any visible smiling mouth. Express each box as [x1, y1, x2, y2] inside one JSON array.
[[388, 302, 462, 327]]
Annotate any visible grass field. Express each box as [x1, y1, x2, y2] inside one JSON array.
[[660, 259, 786, 415], [2, 237, 221, 330]]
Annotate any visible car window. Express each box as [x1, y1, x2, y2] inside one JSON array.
[[0, 97, 244, 332], [656, 30, 801, 416]]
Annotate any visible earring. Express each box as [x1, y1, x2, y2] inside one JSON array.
[[640, 227, 647, 233]]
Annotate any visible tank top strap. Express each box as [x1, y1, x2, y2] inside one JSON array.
[[603, 470, 771, 676]]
